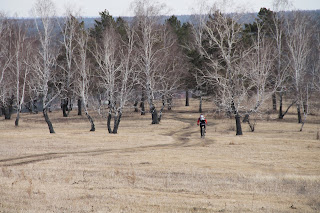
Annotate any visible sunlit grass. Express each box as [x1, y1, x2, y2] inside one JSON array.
[[0, 98, 319, 212]]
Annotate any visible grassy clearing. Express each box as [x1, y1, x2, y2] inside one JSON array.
[[0, 99, 320, 212]]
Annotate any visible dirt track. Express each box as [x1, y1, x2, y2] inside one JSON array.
[[0, 104, 320, 212]]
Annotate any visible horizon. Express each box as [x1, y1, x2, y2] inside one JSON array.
[[5, 8, 320, 20], [1, 0, 320, 18]]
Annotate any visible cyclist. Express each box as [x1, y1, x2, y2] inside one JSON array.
[[197, 114, 207, 135]]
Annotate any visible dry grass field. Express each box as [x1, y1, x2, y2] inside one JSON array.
[[0, 98, 320, 212]]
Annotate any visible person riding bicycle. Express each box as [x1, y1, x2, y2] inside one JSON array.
[[197, 114, 207, 134]]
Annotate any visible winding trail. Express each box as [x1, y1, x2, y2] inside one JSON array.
[[0, 112, 214, 167]]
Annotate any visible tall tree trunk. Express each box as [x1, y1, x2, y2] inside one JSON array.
[[279, 92, 283, 119], [162, 95, 165, 107], [15, 110, 21, 126], [167, 97, 172, 110], [4, 106, 11, 120], [185, 90, 189, 106], [62, 99, 68, 117], [77, 99, 82, 115], [235, 113, 242, 135], [140, 101, 145, 115], [1, 105, 11, 120], [140, 90, 145, 115], [297, 104, 302, 124], [199, 96, 202, 113], [272, 93, 277, 111], [151, 106, 159, 124], [134, 101, 138, 112], [158, 104, 165, 122], [67, 98, 72, 115], [4, 96, 14, 120], [43, 108, 55, 133], [107, 112, 112, 133], [26, 101, 32, 113], [303, 102, 307, 114], [243, 114, 255, 132], [33, 100, 38, 114], [85, 111, 95, 131], [112, 112, 122, 134]]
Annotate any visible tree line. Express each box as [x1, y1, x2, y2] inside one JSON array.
[[0, 0, 319, 135]]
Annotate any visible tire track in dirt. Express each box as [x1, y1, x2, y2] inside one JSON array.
[[0, 113, 213, 167], [166, 113, 215, 146]]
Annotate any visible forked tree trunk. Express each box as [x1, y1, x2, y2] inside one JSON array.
[[43, 108, 55, 133], [235, 113, 242, 135], [243, 114, 255, 132], [185, 90, 189, 106], [112, 112, 122, 134], [77, 99, 82, 115]]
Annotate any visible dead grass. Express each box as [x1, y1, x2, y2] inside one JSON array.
[[0, 98, 320, 212]]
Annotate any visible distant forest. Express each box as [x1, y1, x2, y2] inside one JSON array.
[[1, 0, 320, 135]]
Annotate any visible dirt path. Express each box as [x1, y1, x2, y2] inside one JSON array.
[[0, 112, 213, 167]]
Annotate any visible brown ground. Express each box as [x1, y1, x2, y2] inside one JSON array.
[[0, 99, 320, 212]]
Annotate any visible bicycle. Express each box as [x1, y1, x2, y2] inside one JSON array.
[[200, 124, 205, 138]]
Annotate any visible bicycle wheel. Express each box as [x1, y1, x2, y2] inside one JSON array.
[[201, 126, 205, 138]]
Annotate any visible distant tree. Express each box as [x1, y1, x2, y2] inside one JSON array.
[[165, 16, 196, 107], [90, 10, 116, 41]]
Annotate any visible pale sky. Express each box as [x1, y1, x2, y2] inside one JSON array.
[[1, 0, 320, 17]]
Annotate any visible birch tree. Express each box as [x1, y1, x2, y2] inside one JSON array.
[[0, 13, 14, 119], [242, 23, 285, 130], [92, 21, 138, 133], [133, 0, 181, 124], [193, 2, 284, 135], [57, 10, 80, 117], [285, 11, 312, 124], [31, 0, 59, 133], [193, 6, 245, 135], [10, 18, 32, 126], [74, 22, 95, 131]]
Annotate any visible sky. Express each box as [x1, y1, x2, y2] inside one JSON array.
[[1, 0, 320, 17]]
